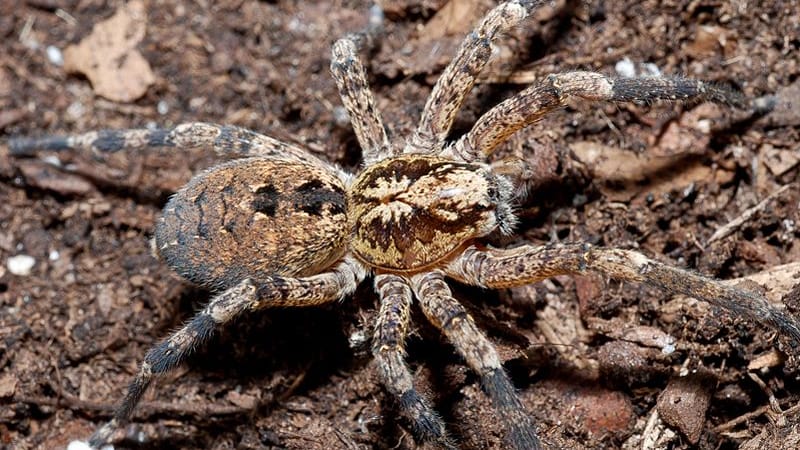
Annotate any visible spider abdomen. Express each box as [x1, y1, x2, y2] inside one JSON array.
[[155, 157, 348, 289], [348, 154, 510, 273]]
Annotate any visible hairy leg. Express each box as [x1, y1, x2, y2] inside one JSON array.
[[410, 270, 542, 450], [329, 4, 390, 164], [446, 71, 772, 162], [89, 257, 366, 448], [444, 243, 800, 345], [8, 122, 326, 166], [373, 274, 453, 448], [405, 1, 543, 154], [331, 38, 392, 164]]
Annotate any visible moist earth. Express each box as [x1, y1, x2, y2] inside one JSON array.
[[1, 1, 800, 449]]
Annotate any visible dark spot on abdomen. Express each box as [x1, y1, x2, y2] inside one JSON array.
[[294, 180, 346, 216], [194, 190, 210, 239], [252, 184, 280, 217]]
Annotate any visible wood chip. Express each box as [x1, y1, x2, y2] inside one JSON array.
[[0, 373, 18, 398], [657, 372, 715, 444], [748, 349, 786, 372]]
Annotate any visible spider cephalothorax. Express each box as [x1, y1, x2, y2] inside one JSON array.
[[350, 154, 516, 273], [8, 1, 798, 449]]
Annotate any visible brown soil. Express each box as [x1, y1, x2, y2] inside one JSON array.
[[2, 1, 800, 449]]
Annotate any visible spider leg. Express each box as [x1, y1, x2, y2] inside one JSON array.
[[445, 243, 800, 345], [446, 71, 766, 162], [410, 270, 542, 450], [8, 122, 324, 165], [373, 274, 454, 448], [405, 1, 542, 154], [88, 257, 366, 448], [331, 38, 392, 165]]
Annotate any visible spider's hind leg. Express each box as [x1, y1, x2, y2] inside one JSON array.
[[331, 38, 393, 165], [8, 122, 323, 164], [88, 257, 366, 448]]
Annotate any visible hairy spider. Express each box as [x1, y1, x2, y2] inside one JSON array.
[[8, 1, 800, 449]]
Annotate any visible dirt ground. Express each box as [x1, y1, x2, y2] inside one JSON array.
[[2, 0, 800, 449]]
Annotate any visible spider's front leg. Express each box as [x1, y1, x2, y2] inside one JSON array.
[[373, 274, 454, 448], [447, 71, 773, 162], [445, 244, 800, 346], [88, 257, 366, 448], [405, 1, 542, 154], [410, 270, 543, 450]]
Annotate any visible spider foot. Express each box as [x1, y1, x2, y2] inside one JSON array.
[[482, 368, 542, 450], [400, 390, 456, 449]]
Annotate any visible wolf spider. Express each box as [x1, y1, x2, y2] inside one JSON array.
[[9, 1, 799, 449]]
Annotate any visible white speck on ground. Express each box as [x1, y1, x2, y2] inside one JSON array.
[[67, 441, 114, 450], [615, 57, 636, 77], [46, 45, 64, 66], [7, 254, 35, 276]]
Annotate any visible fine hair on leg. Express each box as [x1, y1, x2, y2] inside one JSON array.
[[410, 270, 542, 450], [89, 258, 366, 447], [445, 244, 800, 346], [373, 274, 453, 448]]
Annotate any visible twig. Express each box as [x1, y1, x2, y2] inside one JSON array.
[[712, 397, 800, 433], [707, 183, 794, 244], [712, 404, 772, 432], [747, 372, 784, 426]]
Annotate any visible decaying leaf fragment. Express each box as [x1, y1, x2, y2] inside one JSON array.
[[63, 1, 155, 102]]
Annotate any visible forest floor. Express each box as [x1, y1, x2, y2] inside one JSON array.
[[2, 0, 800, 449]]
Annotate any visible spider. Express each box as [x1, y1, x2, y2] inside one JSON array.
[[8, 1, 800, 449]]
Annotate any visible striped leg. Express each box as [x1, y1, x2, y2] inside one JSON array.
[[331, 38, 392, 164], [410, 271, 542, 450], [446, 71, 762, 162], [373, 274, 453, 448], [404, 1, 541, 154], [8, 122, 324, 166], [444, 243, 800, 346], [88, 257, 366, 448]]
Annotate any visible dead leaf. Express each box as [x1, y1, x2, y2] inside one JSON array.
[[570, 141, 723, 202], [762, 144, 800, 177], [393, 0, 491, 77], [748, 349, 786, 371], [419, 0, 483, 41], [759, 79, 800, 128], [63, 1, 155, 102], [684, 25, 733, 59]]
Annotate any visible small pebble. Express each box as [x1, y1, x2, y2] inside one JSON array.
[[67, 441, 92, 450], [49, 250, 60, 261], [7, 254, 35, 276], [66, 101, 86, 121], [46, 45, 64, 66], [643, 62, 661, 76], [67, 441, 114, 450], [615, 57, 636, 77], [157, 100, 169, 115]]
